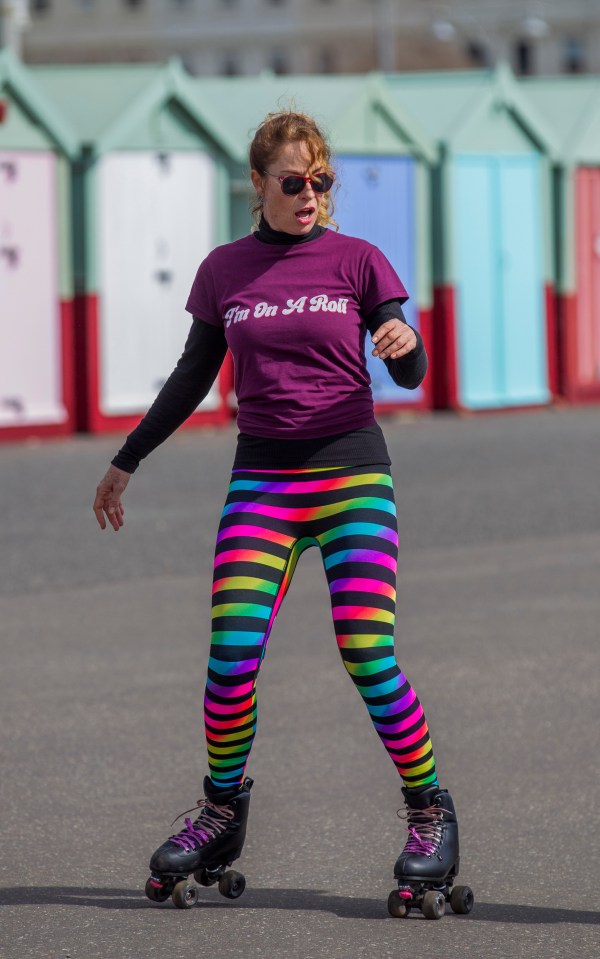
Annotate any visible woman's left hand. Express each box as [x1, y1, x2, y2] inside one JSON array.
[[371, 319, 417, 360]]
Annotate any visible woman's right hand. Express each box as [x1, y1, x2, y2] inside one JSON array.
[[93, 465, 131, 531]]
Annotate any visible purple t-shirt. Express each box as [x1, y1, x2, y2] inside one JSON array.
[[185, 230, 408, 439]]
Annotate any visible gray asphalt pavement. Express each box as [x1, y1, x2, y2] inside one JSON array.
[[1, 406, 599, 959]]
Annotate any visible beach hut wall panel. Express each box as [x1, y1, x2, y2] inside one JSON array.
[[0, 53, 76, 440], [521, 76, 600, 401], [384, 67, 557, 411], [333, 154, 422, 405], [453, 154, 549, 408], [33, 61, 234, 433], [0, 152, 64, 427], [575, 168, 600, 390], [96, 150, 218, 416]]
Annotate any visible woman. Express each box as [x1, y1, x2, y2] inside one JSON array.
[[93, 110, 468, 917]]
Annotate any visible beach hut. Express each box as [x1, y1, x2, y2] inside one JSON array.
[[0, 50, 78, 440], [32, 59, 238, 433], [384, 64, 559, 412], [522, 75, 600, 403], [188, 72, 437, 412]]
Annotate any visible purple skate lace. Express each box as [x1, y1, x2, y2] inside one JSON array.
[[168, 798, 235, 853], [398, 804, 445, 857]]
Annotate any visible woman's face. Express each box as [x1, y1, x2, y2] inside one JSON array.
[[251, 140, 328, 235]]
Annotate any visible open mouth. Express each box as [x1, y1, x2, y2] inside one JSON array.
[[295, 206, 315, 224]]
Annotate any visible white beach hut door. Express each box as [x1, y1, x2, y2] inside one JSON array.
[[97, 151, 218, 416], [0, 152, 64, 427]]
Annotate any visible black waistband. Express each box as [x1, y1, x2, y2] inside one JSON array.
[[233, 424, 391, 470]]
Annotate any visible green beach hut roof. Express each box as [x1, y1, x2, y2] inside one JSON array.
[[0, 48, 78, 156], [520, 74, 600, 165], [30, 58, 239, 157], [182, 71, 436, 165], [383, 62, 559, 161]]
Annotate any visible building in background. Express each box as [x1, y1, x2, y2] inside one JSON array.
[[12, 0, 600, 77]]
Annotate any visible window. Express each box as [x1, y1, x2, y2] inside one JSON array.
[[514, 39, 533, 76], [269, 50, 288, 74], [563, 37, 585, 74], [221, 53, 241, 76], [466, 40, 489, 68], [317, 47, 335, 73]]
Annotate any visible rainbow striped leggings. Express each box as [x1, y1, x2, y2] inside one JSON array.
[[205, 464, 437, 791]]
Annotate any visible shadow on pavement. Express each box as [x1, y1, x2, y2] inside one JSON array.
[[0, 886, 599, 925]]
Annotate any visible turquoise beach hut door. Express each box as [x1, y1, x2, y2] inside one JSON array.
[[453, 154, 549, 408], [334, 155, 420, 404]]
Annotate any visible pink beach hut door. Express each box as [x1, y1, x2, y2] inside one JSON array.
[[0, 152, 64, 427], [575, 168, 600, 391]]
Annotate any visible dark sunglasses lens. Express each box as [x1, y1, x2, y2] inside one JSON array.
[[281, 176, 305, 195], [311, 172, 334, 193], [280, 173, 334, 195]]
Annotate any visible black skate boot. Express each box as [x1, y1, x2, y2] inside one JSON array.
[[387, 784, 474, 920], [145, 776, 253, 909]]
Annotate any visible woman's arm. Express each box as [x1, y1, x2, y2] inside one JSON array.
[[366, 300, 428, 390], [111, 317, 228, 473], [93, 317, 227, 530]]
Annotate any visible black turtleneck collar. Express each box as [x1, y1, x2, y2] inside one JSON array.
[[255, 214, 327, 245]]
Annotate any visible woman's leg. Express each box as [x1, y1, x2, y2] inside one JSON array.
[[205, 471, 314, 789], [316, 467, 438, 788]]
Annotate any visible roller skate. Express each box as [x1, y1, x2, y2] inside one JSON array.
[[387, 784, 474, 920], [145, 776, 253, 909]]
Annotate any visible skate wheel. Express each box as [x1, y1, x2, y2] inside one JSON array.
[[144, 877, 172, 903], [194, 867, 217, 887], [387, 890, 410, 918], [171, 880, 199, 909], [422, 890, 446, 920], [449, 884, 474, 914], [218, 870, 246, 900]]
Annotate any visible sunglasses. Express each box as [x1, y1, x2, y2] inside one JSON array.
[[263, 170, 335, 196]]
